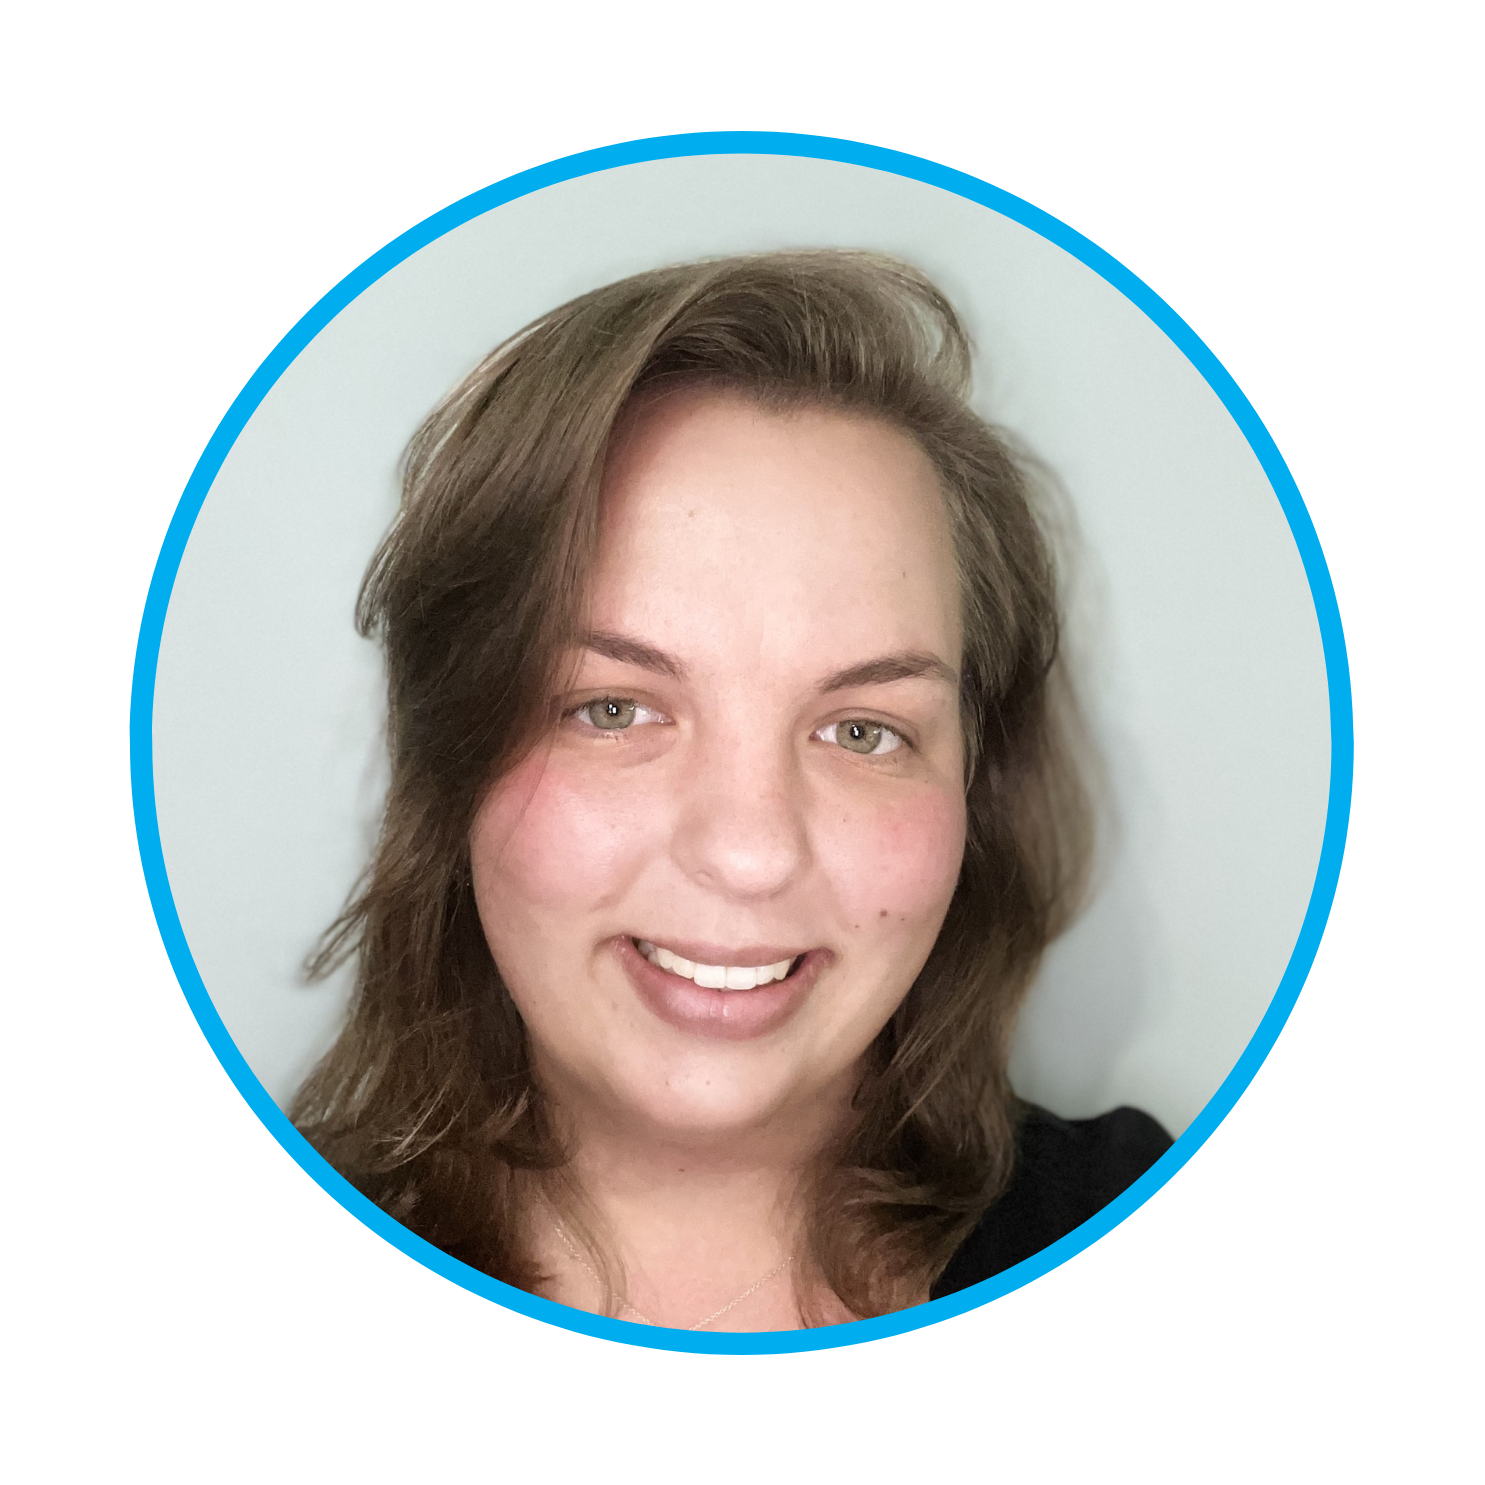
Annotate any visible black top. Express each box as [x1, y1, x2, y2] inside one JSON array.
[[930, 1103, 1172, 1299]]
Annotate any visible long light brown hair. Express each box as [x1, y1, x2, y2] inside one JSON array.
[[292, 250, 1092, 1320]]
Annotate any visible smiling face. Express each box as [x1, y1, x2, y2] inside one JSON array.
[[469, 387, 968, 1151]]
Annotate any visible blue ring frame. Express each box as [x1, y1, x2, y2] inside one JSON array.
[[129, 130, 1353, 1354]]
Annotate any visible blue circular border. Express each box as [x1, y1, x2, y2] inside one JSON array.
[[129, 130, 1353, 1354]]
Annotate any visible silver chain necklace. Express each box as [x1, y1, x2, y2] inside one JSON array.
[[549, 1216, 793, 1331]]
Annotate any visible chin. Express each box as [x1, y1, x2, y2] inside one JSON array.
[[641, 1071, 795, 1141], [601, 1049, 833, 1147]]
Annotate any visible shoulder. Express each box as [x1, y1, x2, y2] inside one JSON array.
[[930, 1103, 1173, 1300]]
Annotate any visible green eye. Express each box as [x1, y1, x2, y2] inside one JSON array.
[[819, 718, 904, 756], [837, 719, 888, 754], [584, 698, 637, 730]]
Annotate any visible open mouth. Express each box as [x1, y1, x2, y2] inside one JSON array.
[[633, 938, 803, 991], [620, 935, 824, 1040]]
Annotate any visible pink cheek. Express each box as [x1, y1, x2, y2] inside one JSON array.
[[471, 749, 663, 913], [822, 787, 966, 925]]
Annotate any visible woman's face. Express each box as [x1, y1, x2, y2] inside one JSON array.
[[470, 388, 967, 1149]]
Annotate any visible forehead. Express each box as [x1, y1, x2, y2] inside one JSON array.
[[591, 389, 962, 678]]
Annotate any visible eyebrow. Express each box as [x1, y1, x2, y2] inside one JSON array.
[[581, 631, 957, 694], [580, 630, 687, 678], [818, 651, 959, 693]]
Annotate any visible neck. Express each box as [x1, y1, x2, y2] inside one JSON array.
[[532, 1068, 859, 1330]]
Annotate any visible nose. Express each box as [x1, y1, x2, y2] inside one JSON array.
[[670, 725, 812, 901]]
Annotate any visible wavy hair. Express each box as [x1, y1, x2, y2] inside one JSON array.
[[291, 250, 1093, 1320]]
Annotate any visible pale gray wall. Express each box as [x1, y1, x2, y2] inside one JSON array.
[[152, 155, 1331, 1135]]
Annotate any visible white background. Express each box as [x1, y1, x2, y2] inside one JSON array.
[[4, 3, 1479, 1480]]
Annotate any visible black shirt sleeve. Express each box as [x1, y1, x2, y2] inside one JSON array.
[[930, 1103, 1173, 1299]]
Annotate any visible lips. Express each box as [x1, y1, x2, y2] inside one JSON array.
[[614, 936, 825, 1041]]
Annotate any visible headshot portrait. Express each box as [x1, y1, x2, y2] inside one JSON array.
[[142, 139, 1343, 1347]]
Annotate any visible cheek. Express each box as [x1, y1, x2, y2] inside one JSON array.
[[820, 783, 966, 935], [470, 750, 663, 929]]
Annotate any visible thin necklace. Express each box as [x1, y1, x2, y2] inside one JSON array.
[[549, 1216, 793, 1331]]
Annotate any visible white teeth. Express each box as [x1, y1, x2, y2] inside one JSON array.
[[637, 940, 796, 991]]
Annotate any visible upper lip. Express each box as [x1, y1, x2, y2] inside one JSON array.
[[628, 936, 816, 969]]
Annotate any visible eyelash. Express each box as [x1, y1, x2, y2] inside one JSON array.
[[567, 696, 668, 732], [813, 719, 909, 757]]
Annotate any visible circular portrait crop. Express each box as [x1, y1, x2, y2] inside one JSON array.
[[135, 133, 1350, 1352]]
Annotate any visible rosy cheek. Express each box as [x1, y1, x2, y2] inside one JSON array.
[[471, 749, 662, 917], [821, 785, 966, 930]]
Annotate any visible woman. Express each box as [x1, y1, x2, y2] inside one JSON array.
[[293, 249, 1170, 1330]]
